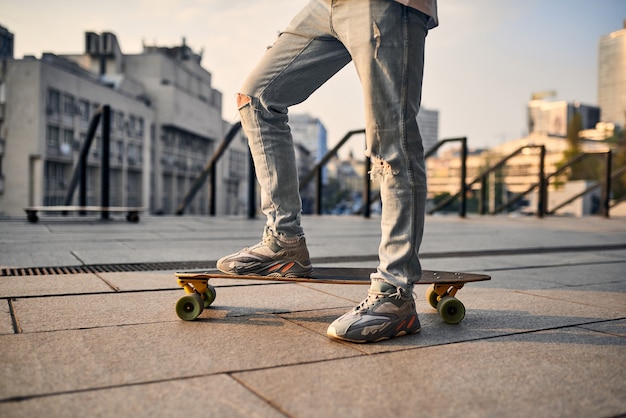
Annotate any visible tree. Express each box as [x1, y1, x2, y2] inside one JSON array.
[[560, 111, 602, 181]]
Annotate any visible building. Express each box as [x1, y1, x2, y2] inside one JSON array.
[[527, 98, 600, 137], [0, 24, 14, 59], [289, 113, 328, 213], [598, 21, 626, 129], [417, 106, 439, 154], [0, 31, 251, 217], [289, 113, 328, 163], [0, 51, 155, 215]]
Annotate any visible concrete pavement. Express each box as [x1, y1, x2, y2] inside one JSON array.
[[0, 213, 625, 417]]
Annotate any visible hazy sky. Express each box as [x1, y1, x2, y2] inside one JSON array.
[[2, 0, 624, 154]]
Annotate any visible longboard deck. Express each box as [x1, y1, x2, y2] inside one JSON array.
[[175, 267, 490, 285]]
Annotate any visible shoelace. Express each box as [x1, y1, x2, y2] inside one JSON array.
[[355, 287, 404, 311]]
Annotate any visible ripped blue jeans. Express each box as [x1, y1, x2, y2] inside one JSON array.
[[237, 0, 429, 290]]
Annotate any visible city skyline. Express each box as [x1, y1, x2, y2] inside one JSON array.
[[2, 0, 625, 154]]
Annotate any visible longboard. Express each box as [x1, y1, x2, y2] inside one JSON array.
[[174, 267, 490, 324]]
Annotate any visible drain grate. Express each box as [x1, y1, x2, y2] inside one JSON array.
[[0, 261, 216, 277]]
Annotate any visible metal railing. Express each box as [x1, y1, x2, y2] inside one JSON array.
[[176, 124, 624, 219]]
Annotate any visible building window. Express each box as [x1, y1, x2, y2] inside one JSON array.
[[46, 125, 60, 154], [116, 111, 125, 133], [44, 161, 69, 206], [61, 128, 74, 156], [228, 149, 247, 179], [63, 93, 75, 115], [77, 99, 90, 121], [46, 88, 60, 115], [137, 117, 144, 138]]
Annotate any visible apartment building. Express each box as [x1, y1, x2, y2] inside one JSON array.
[[598, 21, 626, 129], [0, 31, 254, 216], [417, 106, 439, 154]]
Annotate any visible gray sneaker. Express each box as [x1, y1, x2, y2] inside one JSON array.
[[327, 281, 421, 343], [216, 233, 312, 277]]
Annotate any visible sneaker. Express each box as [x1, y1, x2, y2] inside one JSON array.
[[327, 281, 421, 343], [216, 233, 313, 277]]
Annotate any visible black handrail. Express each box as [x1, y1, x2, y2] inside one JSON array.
[[63, 105, 111, 219], [431, 145, 547, 217], [64, 107, 102, 207], [424, 137, 467, 217], [488, 146, 546, 217], [547, 152, 624, 218], [175, 122, 242, 215], [299, 129, 366, 215]]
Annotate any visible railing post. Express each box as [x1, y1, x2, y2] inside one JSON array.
[[79, 162, 87, 215], [602, 151, 612, 218], [479, 175, 487, 215], [100, 105, 111, 220], [537, 145, 546, 218], [315, 167, 323, 215], [210, 164, 217, 216], [247, 150, 256, 219], [363, 157, 371, 218], [460, 137, 467, 218]]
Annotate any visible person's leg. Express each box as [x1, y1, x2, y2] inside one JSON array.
[[327, 1, 430, 342], [217, 0, 352, 277]]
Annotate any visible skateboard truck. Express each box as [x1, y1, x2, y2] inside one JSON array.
[[175, 278, 217, 321], [425, 283, 466, 324]]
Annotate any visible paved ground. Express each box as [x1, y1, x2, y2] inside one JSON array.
[[0, 213, 625, 417]]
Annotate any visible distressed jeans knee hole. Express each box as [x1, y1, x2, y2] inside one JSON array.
[[236, 93, 252, 109]]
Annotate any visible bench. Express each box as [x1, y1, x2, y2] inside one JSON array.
[[24, 206, 147, 223]]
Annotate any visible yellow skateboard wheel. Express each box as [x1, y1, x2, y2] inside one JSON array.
[[437, 296, 466, 324], [425, 284, 439, 309], [203, 284, 217, 308], [175, 293, 204, 321]]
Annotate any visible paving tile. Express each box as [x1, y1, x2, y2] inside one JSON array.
[[233, 327, 626, 418], [0, 300, 15, 335], [0, 273, 114, 298], [99, 271, 177, 291], [0, 320, 360, 401], [423, 251, 626, 275], [13, 291, 178, 333], [12, 283, 353, 333], [0, 244, 81, 268], [0, 374, 285, 418], [518, 286, 626, 315]]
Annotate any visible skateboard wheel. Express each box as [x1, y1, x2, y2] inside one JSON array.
[[425, 284, 439, 309], [203, 284, 217, 308], [126, 213, 140, 223], [437, 296, 465, 324], [175, 293, 204, 321]]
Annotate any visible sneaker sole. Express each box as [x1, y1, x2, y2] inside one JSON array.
[[217, 263, 313, 278], [327, 325, 421, 344]]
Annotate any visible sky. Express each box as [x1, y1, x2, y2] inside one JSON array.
[[1, 0, 625, 156]]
